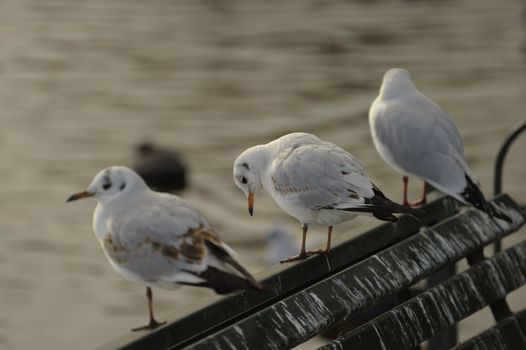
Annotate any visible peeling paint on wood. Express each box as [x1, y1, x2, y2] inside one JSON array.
[[100, 195, 524, 350], [184, 196, 524, 350], [320, 243, 526, 350], [452, 317, 526, 350]]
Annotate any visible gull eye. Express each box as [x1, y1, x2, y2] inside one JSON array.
[[240, 176, 248, 184], [102, 183, 112, 190]]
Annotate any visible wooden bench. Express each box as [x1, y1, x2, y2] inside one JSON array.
[[100, 193, 525, 350]]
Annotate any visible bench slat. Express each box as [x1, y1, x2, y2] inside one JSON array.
[[184, 196, 524, 350], [452, 317, 526, 350], [320, 242, 526, 350], [100, 195, 462, 350], [515, 309, 526, 337]]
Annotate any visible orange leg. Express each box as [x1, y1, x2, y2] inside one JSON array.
[[305, 226, 333, 255], [325, 226, 333, 253], [131, 287, 166, 332], [403, 176, 410, 206], [403, 177, 427, 207], [410, 181, 427, 206], [280, 224, 310, 263]]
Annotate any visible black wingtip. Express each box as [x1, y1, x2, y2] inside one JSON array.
[[190, 266, 263, 295], [488, 203, 513, 224], [461, 175, 512, 223], [370, 195, 426, 222], [329, 196, 427, 222], [372, 212, 398, 222], [406, 207, 426, 221]]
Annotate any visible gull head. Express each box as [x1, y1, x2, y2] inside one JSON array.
[[380, 68, 416, 99], [233, 146, 266, 216], [67, 166, 148, 204]]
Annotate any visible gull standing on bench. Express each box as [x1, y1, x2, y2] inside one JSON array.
[[67, 166, 262, 331], [369, 68, 511, 222], [233, 132, 423, 263]]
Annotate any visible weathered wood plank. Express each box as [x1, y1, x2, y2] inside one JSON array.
[[321, 242, 526, 350], [183, 196, 524, 350], [515, 309, 526, 336], [427, 264, 458, 350], [100, 194, 461, 350], [452, 317, 526, 350]]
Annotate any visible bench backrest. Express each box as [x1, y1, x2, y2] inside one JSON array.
[[100, 194, 525, 350]]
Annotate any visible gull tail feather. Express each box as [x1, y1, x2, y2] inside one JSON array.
[[370, 195, 425, 221], [178, 266, 260, 295], [204, 241, 263, 293], [329, 186, 425, 222], [461, 175, 512, 223]]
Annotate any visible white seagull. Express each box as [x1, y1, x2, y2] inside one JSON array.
[[233, 132, 423, 263], [67, 166, 262, 331], [369, 68, 510, 222]]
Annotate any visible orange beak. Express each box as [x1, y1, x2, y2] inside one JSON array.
[[248, 192, 254, 216], [66, 190, 94, 202]]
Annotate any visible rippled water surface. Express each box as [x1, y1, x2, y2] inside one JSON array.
[[0, 0, 525, 349]]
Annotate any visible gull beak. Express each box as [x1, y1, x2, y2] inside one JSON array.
[[67, 190, 94, 202], [248, 192, 254, 216]]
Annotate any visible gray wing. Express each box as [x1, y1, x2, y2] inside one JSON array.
[[372, 91, 475, 194], [105, 197, 209, 280], [105, 194, 259, 289], [270, 142, 375, 210]]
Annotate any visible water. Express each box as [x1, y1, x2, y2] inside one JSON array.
[[0, 0, 525, 349]]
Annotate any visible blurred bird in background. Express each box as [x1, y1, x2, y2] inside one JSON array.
[[132, 141, 188, 193]]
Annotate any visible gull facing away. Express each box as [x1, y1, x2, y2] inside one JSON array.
[[233, 132, 423, 263], [67, 166, 262, 331], [369, 68, 511, 222]]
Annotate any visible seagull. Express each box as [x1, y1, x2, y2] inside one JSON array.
[[67, 166, 262, 331], [369, 68, 511, 222], [233, 132, 423, 263]]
